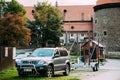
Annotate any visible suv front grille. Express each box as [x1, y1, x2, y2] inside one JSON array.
[[21, 65, 34, 68], [22, 61, 38, 64], [21, 65, 34, 67]]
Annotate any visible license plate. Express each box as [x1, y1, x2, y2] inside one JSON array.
[[24, 69, 32, 72]]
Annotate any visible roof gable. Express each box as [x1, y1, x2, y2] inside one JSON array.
[[82, 40, 105, 48]]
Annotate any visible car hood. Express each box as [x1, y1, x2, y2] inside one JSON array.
[[22, 57, 52, 61]]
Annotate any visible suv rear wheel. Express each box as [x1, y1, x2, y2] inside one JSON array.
[[45, 65, 54, 77], [63, 64, 70, 76]]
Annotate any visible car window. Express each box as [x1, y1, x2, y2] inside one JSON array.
[[54, 50, 60, 57], [60, 50, 68, 56], [31, 49, 53, 57]]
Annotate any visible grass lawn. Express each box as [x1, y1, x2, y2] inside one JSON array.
[[0, 68, 79, 80], [71, 56, 78, 63]]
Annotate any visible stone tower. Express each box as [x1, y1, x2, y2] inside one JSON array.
[[93, 0, 120, 52]]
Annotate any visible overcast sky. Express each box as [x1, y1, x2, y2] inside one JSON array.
[[15, 0, 98, 6]]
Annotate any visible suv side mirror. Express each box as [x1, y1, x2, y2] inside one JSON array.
[[54, 53, 60, 58]]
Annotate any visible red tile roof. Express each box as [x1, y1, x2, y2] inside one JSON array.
[[58, 5, 94, 21], [97, 0, 120, 5], [24, 6, 34, 21], [58, 5, 94, 31], [24, 5, 94, 21], [24, 5, 94, 32]]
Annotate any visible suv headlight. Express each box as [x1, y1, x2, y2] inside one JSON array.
[[16, 59, 22, 65], [38, 60, 46, 64]]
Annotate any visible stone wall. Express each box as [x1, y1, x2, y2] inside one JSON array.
[[93, 7, 120, 52]]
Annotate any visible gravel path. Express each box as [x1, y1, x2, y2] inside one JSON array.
[[70, 66, 106, 80], [70, 59, 120, 80]]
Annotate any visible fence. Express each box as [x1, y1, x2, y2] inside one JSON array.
[[107, 52, 120, 59], [0, 47, 16, 72]]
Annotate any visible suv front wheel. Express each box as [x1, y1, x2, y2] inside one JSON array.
[[63, 64, 70, 76], [45, 65, 54, 77], [18, 71, 28, 77]]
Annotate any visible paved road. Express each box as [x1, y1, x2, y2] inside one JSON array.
[[70, 59, 120, 80], [87, 59, 120, 80]]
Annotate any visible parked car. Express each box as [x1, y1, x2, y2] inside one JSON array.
[[15, 53, 30, 61], [16, 49, 33, 56], [16, 53, 29, 60], [15, 52, 32, 66], [16, 47, 71, 77]]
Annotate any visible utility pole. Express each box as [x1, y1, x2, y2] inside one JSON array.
[[88, 31, 91, 66], [77, 33, 80, 64], [98, 33, 100, 67]]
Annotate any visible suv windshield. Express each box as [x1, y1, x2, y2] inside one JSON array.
[[30, 49, 53, 57]]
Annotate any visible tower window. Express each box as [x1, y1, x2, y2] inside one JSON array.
[[95, 19, 97, 24], [104, 31, 107, 36], [94, 18, 98, 24]]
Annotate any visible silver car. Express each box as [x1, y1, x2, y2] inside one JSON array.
[[16, 47, 71, 77]]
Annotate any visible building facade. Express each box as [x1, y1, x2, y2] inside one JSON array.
[[24, 5, 94, 45], [93, 0, 120, 52], [58, 6, 94, 44]]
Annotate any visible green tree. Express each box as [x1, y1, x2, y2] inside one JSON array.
[[0, 0, 31, 47], [27, 20, 40, 46], [4, 0, 26, 16], [32, 2, 63, 46], [0, 0, 6, 18], [0, 13, 31, 47]]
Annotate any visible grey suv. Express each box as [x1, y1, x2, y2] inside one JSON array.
[[16, 47, 71, 77]]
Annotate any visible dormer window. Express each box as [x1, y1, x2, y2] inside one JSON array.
[[63, 9, 67, 13], [71, 26, 74, 29], [81, 12, 84, 20], [32, 10, 35, 14]]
